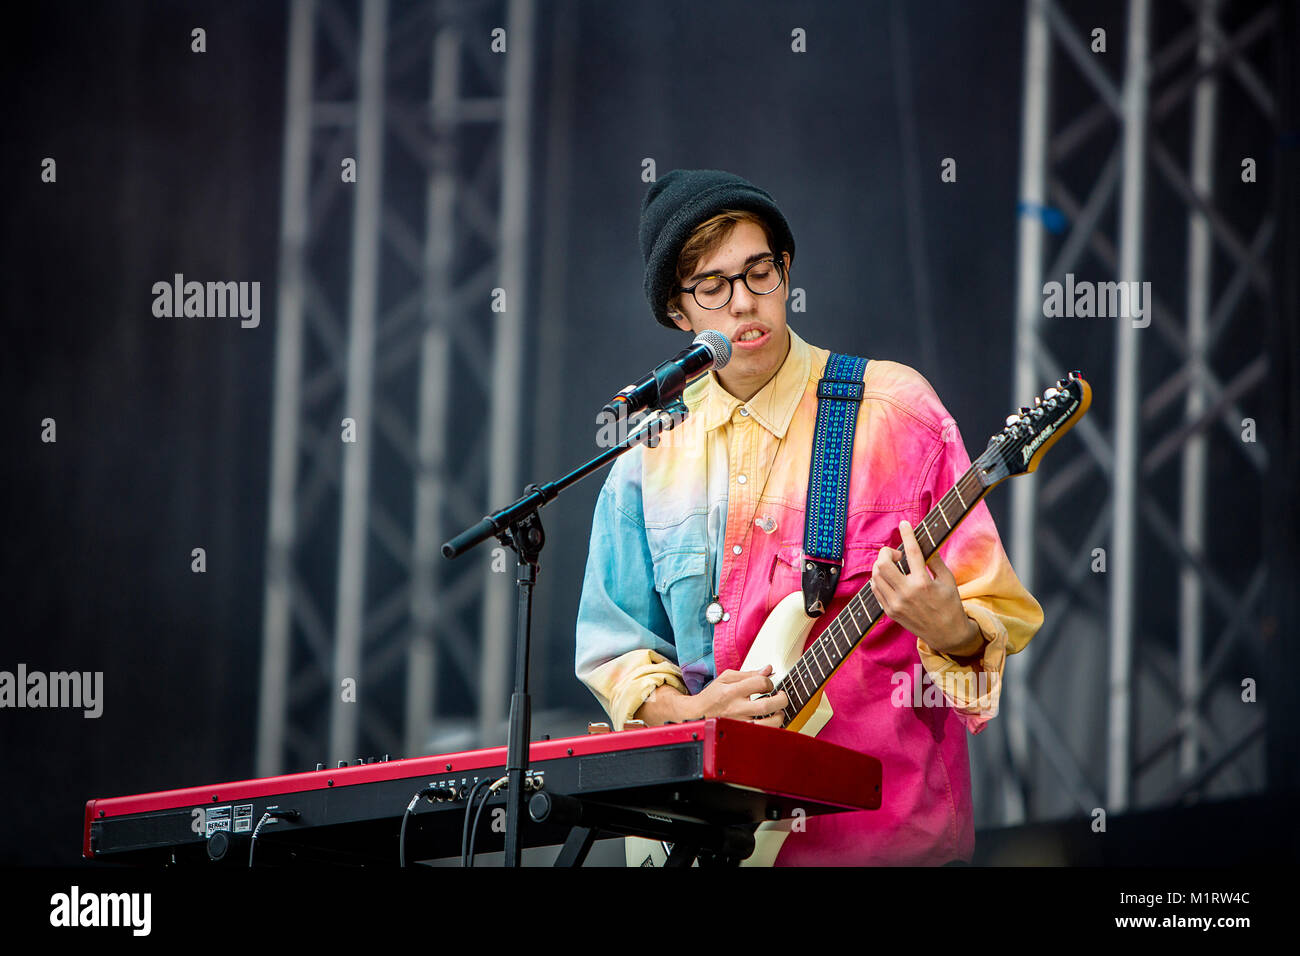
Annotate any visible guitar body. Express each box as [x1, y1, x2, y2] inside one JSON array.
[[625, 592, 832, 866]]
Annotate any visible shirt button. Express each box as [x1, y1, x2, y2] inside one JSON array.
[[737, 474, 747, 484], [732, 545, 742, 555], [739, 408, 750, 417], [722, 612, 731, 622]]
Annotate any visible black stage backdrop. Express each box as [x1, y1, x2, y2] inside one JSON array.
[[1, 0, 1290, 866]]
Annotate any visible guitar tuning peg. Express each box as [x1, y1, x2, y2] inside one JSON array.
[[1044, 386, 1060, 399], [1019, 406, 1031, 416], [1005, 414, 1020, 426], [1034, 396, 1043, 405]]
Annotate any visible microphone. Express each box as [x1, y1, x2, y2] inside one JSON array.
[[601, 330, 731, 419]]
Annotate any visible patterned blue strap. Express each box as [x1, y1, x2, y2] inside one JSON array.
[[801, 353, 868, 616]]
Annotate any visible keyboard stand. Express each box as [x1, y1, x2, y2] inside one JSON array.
[[531, 791, 755, 867]]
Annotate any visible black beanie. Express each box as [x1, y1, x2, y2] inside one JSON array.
[[639, 169, 796, 330]]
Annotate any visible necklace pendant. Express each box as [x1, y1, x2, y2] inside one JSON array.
[[705, 600, 724, 625]]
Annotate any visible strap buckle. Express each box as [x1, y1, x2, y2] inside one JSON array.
[[801, 557, 841, 617], [816, 379, 864, 402]]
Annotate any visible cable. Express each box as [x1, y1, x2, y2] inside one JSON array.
[[464, 776, 508, 868], [466, 787, 494, 869], [459, 777, 495, 867], [466, 777, 508, 868], [458, 778, 493, 867], [248, 807, 299, 867], [399, 786, 439, 868]]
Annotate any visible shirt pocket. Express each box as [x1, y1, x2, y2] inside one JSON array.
[[764, 536, 893, 618], [764, 543, 805, 616], [651, 549, 710, 667]]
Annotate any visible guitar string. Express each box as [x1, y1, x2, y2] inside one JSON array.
[[777, 402, 1064, 708], [769, 397, 1073, 713], [775, 470, 982, 711]]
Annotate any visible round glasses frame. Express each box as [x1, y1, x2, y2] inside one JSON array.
[[678, 255, 785, 310]]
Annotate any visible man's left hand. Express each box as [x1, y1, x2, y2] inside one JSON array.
[[871, 519, 981, 657]]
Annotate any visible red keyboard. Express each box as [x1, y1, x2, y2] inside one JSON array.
[[84, 718, 882, 865]]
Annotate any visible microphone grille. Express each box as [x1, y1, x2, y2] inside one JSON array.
[[694, 329, 731, 369]]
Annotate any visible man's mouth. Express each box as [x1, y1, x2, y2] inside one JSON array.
[[733, 325, 770, 349]]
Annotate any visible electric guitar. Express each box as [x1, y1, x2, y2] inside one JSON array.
[[627, 371, 1092, 866]]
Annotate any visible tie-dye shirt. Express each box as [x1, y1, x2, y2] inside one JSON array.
[[575, 327, 1043, 865]]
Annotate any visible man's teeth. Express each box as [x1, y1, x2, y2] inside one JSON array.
[[738, 329, 764, 342]]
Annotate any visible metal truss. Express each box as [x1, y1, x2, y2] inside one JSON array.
[[257, 0, 536, 776], [985, 0, 1281, 826]]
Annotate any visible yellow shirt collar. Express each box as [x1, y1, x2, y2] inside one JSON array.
[[684, 326, 811, 439]]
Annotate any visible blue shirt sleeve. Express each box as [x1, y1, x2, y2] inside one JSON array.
[[574, 454, 680, 682]]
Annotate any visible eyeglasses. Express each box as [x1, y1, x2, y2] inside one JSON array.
[[678, 255, 785, 310]]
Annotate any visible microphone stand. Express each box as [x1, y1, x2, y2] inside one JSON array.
[[441, 399, 690, 867]]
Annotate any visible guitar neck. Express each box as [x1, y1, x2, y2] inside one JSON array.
[[775, 465, 990, 721]]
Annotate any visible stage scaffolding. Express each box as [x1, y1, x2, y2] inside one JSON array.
[[989, 0, 1286, 830], [256, 0, 536, 775]]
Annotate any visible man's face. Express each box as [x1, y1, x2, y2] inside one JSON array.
[[669, 220, 792, 402]]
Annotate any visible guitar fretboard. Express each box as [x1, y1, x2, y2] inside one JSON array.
[[768, 464, 989, 722]]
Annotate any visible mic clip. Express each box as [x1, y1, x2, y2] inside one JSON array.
[[638, 400, 689, 448]]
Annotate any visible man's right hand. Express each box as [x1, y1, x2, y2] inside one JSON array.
[[634, 665, 789, 727], [690, 665, 789, 727]]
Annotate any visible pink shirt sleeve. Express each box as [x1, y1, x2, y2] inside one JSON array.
[[912, 418, 1045, 735]]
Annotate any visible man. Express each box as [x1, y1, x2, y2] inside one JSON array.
[[575, 168, 1043, 865]]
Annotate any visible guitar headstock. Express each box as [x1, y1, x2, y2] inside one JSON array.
[[975, 371, 1091, 489]]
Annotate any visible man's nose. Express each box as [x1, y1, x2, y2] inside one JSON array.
[[729, 279, 758, 314]]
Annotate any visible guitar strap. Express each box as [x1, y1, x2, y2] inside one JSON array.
[[801, 353, 869, 617]]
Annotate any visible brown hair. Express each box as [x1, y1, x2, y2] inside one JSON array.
[[669, 209, 778, 316]]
